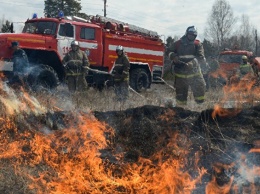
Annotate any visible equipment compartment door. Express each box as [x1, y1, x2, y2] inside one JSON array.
[[78, 27, 102, 66]]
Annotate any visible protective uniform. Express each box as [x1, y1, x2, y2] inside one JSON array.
[[10, 41, 29, 85], [239, 55, 254, 77], [62, 41, 90, 93], [112, 45, 130, 102], [12, 42, 29, 73], [168, 26, 206, 105], [230, 55, 254, 84]]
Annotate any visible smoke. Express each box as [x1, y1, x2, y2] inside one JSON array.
[[234, 151, 260, 186], [0, 80, 46, 115], [209, 147, 260, 191]]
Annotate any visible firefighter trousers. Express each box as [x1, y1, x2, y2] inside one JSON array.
[[114, 81, 129, 102], [175, 73, 206, 105], [67, 74, 88, 93]]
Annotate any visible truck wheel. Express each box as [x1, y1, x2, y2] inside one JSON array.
[[130, 68, 149, 92], [27, 65, 59, 91]]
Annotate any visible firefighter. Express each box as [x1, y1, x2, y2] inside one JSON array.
[[168, 26, 207, 105], [112, 45, 130, 102], [9, 41, 29, 85], [62, 40, 89, 93], [239, 55, 254, 77], [230, 55, 254, 84]]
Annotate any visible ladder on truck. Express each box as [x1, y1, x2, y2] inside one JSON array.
[[65, 14, 159, 39]]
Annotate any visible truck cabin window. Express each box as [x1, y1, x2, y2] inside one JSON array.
[[22, 22, 57, 35], [58, 23, 74, 37], [219, 54, 243, 64], [80, 28, 95, 40]]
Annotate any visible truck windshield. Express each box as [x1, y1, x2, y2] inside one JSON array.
[[22, 21, 57, 35], [219, 54, 243, 64]]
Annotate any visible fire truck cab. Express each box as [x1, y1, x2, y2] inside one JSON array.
[[0, 12, 165, 92], [218, 48, 254, 81]]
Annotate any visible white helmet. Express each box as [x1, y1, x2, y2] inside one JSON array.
[[242, 55, 247, 60], [71, 40, 79, 46], [116, 45, 124, 52]]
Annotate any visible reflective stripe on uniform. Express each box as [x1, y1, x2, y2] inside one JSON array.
[[194, 96, 205, 101], [66, 73, 83, 76], [179, 55, 196, 59], [114, 78, 129, 81], [175, 72, 202, 78], [176, 100, 187, 105], [240, 64, 251, 68]]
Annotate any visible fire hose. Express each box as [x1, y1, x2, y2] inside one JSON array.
[[84, 66, 112, 75], [64, 60, 177, 101], [157, 77, 176, 91], [87, 67, 150, 99], [64, 60, 112, 75], [64, 60, 147, 96]]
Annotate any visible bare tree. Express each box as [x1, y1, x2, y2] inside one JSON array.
[[204, 0, 237, 51], [236, 14, 255, 51]]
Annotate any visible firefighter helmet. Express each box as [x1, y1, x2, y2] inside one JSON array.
[[116, 45, 124, 52], [185, 26, 198, 37], [71, 40, 79, 46], [242, 55, 247, 60]]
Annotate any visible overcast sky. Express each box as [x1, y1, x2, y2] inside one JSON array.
[[0, 0, 259, 41]]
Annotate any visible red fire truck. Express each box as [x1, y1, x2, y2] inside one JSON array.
[[218, 48, 254, 81], [218, 46, 260, 79], [0, 12, 165, 92]]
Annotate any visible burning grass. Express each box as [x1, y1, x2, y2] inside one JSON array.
[[0, 108, 207, 193], [0, 79, 260, 193]]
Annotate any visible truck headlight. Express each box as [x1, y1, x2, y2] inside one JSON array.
[[153, 66, 162, 71]]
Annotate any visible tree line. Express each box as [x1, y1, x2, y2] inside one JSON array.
[[0, 0, 259, 58]]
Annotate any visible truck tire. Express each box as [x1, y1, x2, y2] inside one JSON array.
[[27, 64, 59, 91], [130, 68, 149, 92]]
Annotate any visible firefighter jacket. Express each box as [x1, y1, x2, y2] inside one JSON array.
[[238, 62, 254, 77], [62, 49, 90, 76], [113, 53, 130, 82], [12, 48, 29, 73], [168, 35, 207, 78]]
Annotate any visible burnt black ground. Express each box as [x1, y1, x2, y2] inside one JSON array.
[[94, 105, 260, 192], [94, 105, 260, 159]]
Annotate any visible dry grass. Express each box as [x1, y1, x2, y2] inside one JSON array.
[[31, 82, 227, 113], [32, 83, 177, 112], [2, 77, 259, 115]]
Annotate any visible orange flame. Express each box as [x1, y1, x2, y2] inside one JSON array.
[[205, 162, 235, 194], [211, 105, 241, 118], [1, 74, 260, 193], [0, 108, 208, 193], [212, 73, 260, 118]]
